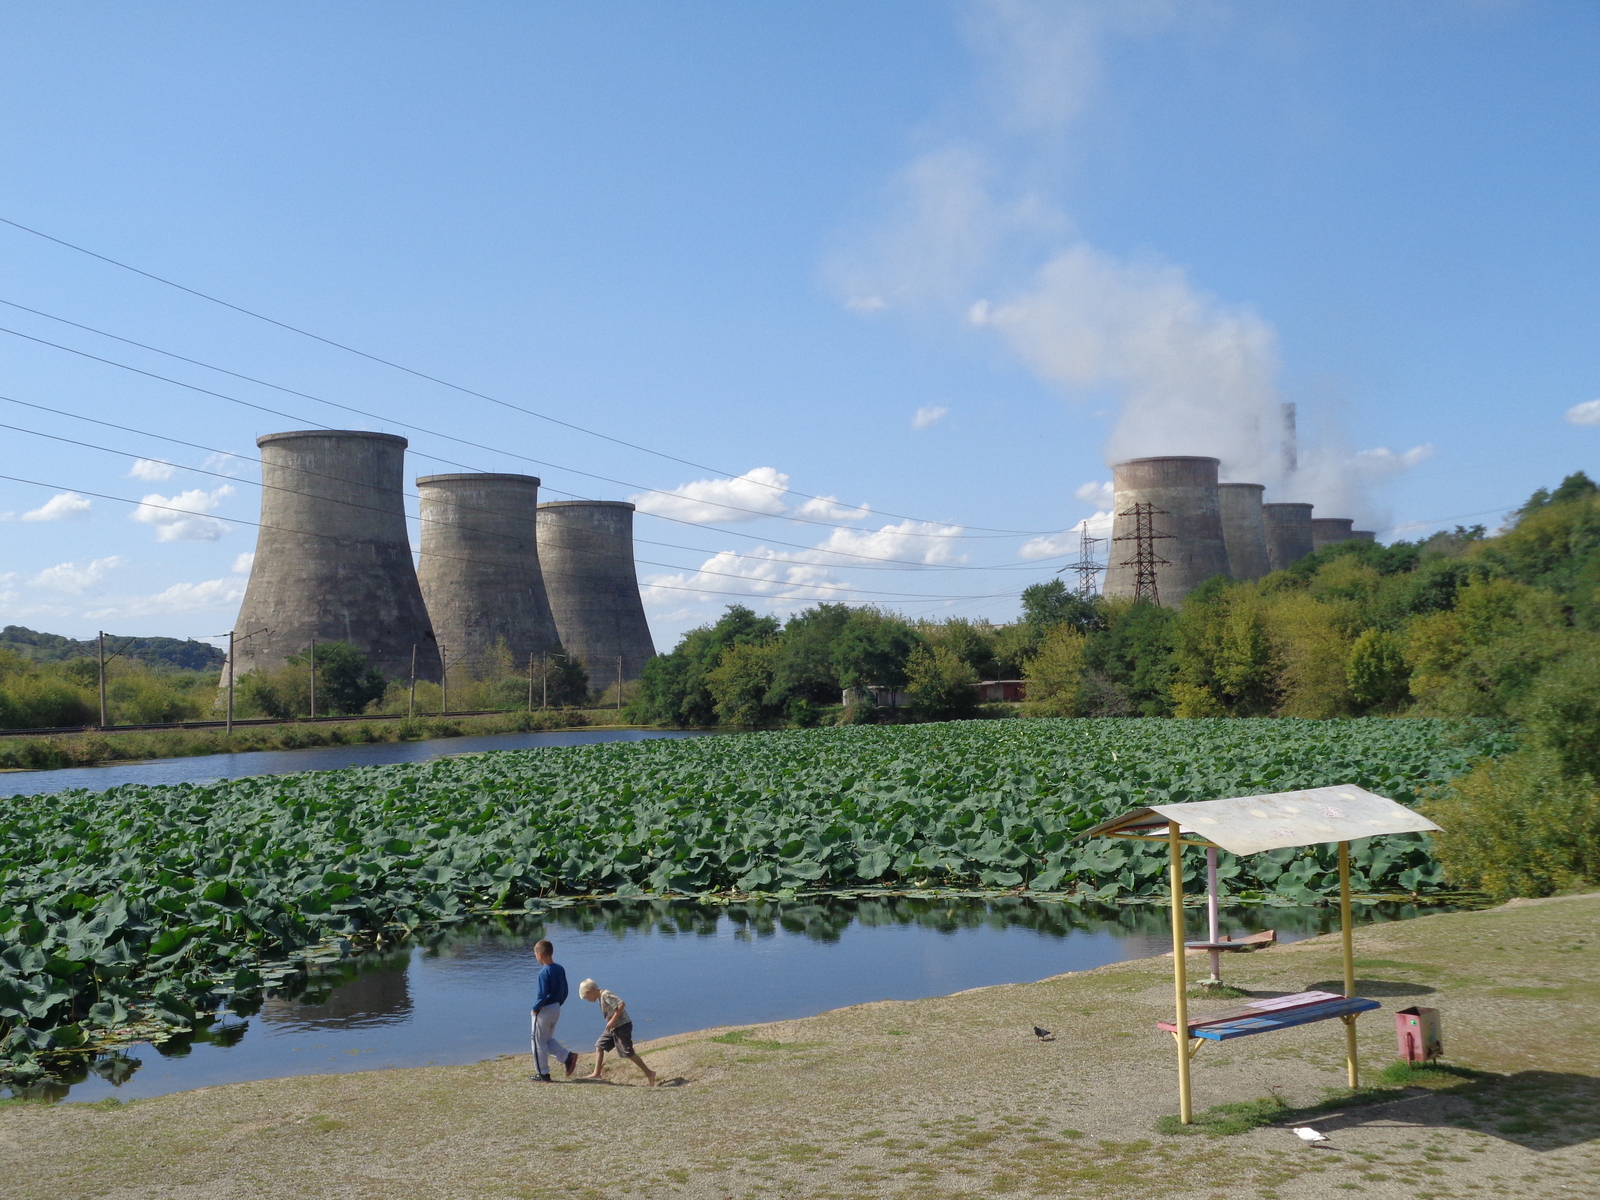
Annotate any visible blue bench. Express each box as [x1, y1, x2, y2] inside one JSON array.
[[1160, 989, 1381, 1042]]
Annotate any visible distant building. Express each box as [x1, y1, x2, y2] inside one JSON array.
[[975, 680, 1027, 703]]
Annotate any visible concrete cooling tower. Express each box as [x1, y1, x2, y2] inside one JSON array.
[[1102, 457, 1230, 607], [536, 500, 656, 682], [416, 473, 560, 674], [1218, 483, 1270, 581], [1311, 517, 1357, 551], [1262, 503, 1315, 572], [230, 430, 440, 682], [1350, 530, 1377, 543]]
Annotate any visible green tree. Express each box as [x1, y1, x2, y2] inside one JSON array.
[[1345, 628, 1409, 713], [304, 641, 388, 715], [1514, 644, 1600, 777], [631, 605, 780, 725], [1083, 601, 1175, 716], [706, 641, 782, 726], [766, 604, 854, 713], [904, 644, 980, 721], [542, 642, 591, 707], [1021, 580, 1103, 635], [831, 608, 923, 691], [1022, 625, 1087, 717]]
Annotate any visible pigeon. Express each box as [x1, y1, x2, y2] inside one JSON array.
[[1293, 1127, 1329, 1146], [1033, 1026, 1055, 1042]]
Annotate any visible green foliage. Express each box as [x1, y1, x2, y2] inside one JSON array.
[[0, 625, 225, 671], [0, 717, 1503, 1077], [0, 650, 213, 729], [831, 608, 923, 690], [1421, 748, 1600, 897], [1083, 602, 1175, 716], [706, 641, 783, 726], [1022, 626, 1087, 717], [1021, 581, 1104, 635], [904, 644, 980, 720], [1346, 629, 1410, 713], [1515, 646, 1600, 776], [238, 642, 387, 718], [631, 605, 780, 726]]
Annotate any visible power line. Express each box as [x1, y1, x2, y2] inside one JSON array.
[[0, 394, 1073, 574], [0, 320, 1043, 540], [0, 219, 1048, 534], [0, 471, 1030, 605]]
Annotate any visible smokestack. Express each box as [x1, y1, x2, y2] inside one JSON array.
[[536, 500, 656, 681], [1310, 517, 1356, 552], [1217, 483, 1270, 581], [1103, 456, 1229, 607], [1281, 402, 1298, 477], [1262, 503, 1315, 572], [230, 430, 440, 682], [416, 473, 560, 675]]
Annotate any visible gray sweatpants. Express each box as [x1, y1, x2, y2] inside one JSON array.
[[531, 1004, 569, 1075]]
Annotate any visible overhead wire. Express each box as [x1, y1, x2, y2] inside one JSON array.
[[0, 394, 1074, 574], [0, 218, 1050, 534]]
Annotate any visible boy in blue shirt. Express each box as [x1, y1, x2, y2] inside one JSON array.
[[530, 938, 578, 1082]]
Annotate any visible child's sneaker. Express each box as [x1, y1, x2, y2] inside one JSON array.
[[564, 1051, 579, 1078]]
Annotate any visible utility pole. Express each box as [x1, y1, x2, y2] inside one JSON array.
[[616, 656, 624, 714], [440, 648, 448, 715], [1061, 527, 1106, 598], [408, 644, 417, 718], [527, 652, 535, 713], [226, 630, 235, 734], [97, 631, 108, 729], [541, 655, 548, 709], [1113, 503, 1173, 606], [308, 634, 317, 719]]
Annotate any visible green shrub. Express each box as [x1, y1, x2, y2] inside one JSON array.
[[1421, 748, 1600, 897]]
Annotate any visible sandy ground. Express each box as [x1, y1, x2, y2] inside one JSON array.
[[1, 893, 1596, 1200]]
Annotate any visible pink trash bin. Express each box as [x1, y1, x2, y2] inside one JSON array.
[[1396, 1006, 1443, 1063]]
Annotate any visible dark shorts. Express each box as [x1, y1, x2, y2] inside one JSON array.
[[596, 1022, 637, 1058]]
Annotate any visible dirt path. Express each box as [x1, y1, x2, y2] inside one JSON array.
[[3, 893, 1596, 1200]]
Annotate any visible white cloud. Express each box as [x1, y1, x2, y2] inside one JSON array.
[[19, 492, 92, 522], [232, 551, 256, 574], [642, 548, 856, 608], [630, 468, 791, 524], [128, 459, 176, 482], [130, 485, 235, 542], [912, 405, 950, 430], [1566, 399, 1600, 426], [1074, 479, 1114, 508], [812, 519, 967, 567], [204, 452, 248, 476], [1020, 509, 1114, 560], [85, 577, 247, 620], [796, 495, 871, 521], [845, 295, 888, 313], [30, 556, 125, 595]]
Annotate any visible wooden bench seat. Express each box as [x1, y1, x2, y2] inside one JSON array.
[[1158, 989, 1381, 1042]]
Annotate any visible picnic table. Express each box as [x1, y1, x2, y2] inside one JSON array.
[[1081, 785, 1442, 1125]]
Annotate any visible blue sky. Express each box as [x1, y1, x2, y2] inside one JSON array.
[[2, 1, 1597, 651]]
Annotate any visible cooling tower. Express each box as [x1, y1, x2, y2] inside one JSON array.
[[1311, 517, 1356, 552], [1350, 530, 1376, 543], [1102, 457, 1229, 607], [230, 430, 440, 682], [416, 473, 560, 675], [536, 500, 656, 681], [1218, 483, 1271, 581], [1262, 503, 1315, 572]]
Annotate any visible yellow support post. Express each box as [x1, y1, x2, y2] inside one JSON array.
[[1339, 839, 1359, 1089], [1169, 820, 1192, 1124]]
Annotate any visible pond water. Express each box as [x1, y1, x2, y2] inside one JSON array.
[[13, 894, 1447, 1104], [0, 728, 713, 797]]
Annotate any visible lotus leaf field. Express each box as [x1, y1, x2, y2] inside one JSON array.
[[0, 717, 1507, 1078]]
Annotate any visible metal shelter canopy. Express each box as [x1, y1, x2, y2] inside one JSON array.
[[1080, 785, 1443, 1126], [1080, 785, 1441, 855]]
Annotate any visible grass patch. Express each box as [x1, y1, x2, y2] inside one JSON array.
[[1188, 983, 1251, 999], [710, 1029, 820, 1052], [1158, 1065, 1500, 1137]]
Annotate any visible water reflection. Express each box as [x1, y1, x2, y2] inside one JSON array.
[[13, 894, 1461, 1103]]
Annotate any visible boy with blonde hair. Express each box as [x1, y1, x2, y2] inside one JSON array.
[[577, 978, 657, 1086]]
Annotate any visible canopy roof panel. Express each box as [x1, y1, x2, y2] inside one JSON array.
[[1080, 785, 1442, 856]]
